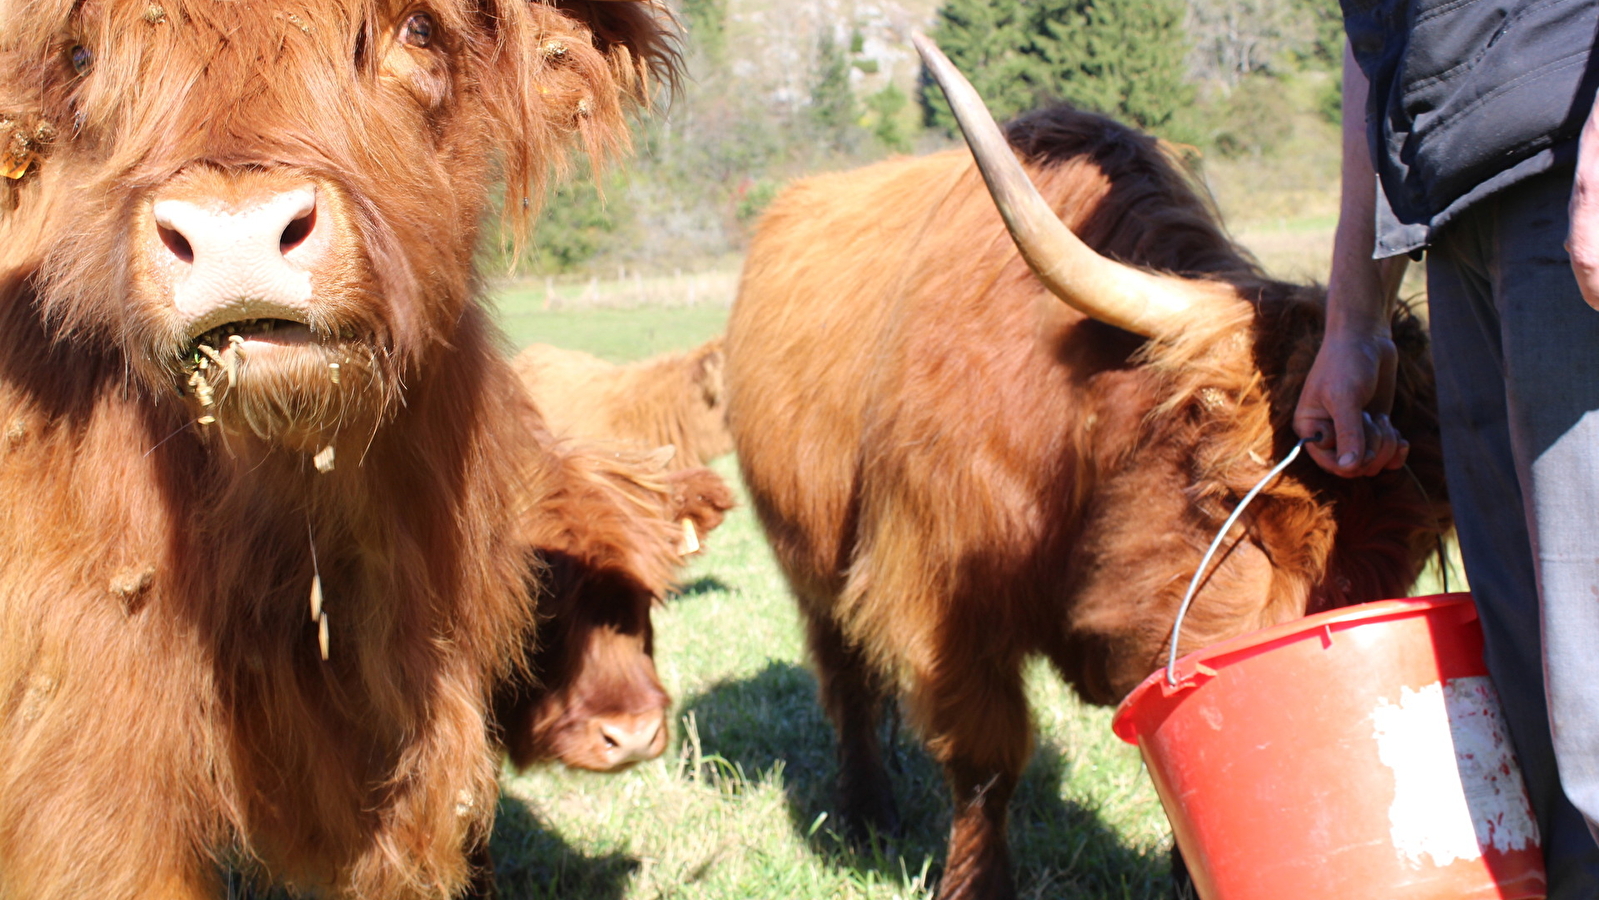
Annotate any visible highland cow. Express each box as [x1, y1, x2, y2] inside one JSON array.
[[512, 335, 732, 469], [723, 40, 1449, 900], [0, 0, 675, 897], [498, 442, 734, 773]]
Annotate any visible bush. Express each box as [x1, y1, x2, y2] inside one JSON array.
[[488, 164, 633, 276], [734, 178, 783, 230], [1208, 75, 1295, 158], [680, 0, 727, 65]]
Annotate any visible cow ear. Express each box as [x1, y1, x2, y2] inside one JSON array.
[[478, 0, 678, 245], [693, 339, 724, 408]]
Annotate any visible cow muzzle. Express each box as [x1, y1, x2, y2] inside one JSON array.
[[572, 708, 668, 772], [133, 169, 390, 446], [148, 181, 328, 343]]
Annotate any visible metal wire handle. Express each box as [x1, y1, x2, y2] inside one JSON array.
[[1165, 436, 1313, 686]]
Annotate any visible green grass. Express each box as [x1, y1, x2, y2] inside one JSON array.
[[490, 271, 736, 359], [494, 301, 730, 362]]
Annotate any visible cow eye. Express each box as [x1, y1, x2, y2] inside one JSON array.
[[69, 44, 92, 75], [398, 12, 434, 48]]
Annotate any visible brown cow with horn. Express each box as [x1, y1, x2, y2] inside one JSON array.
[[0, 0, 678, 897], [723, 36, 1449, 900]]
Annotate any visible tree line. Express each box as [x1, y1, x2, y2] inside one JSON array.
[[502, 0, 1345, 277]]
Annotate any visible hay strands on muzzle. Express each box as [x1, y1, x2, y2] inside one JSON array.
[[911, 32, 1246, 341], [677, 517, 699, 555]]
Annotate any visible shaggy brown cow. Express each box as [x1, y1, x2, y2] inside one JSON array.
[[0, 0, 674, 897], [512, 335, 733, 469], [497, 443, 735, 773], [473, 445, 730, 895], [724, 41, 1449, 900]]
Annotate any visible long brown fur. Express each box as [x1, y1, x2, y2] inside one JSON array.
[[512, 335, 732, 469], [495, 440, 734, 772], [724, 104, 1448, 899], [0, 0, 677, 897]]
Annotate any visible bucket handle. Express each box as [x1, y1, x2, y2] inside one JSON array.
[[1165, 436, 1312, 686]]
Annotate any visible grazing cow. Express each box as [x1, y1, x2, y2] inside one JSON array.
[[497, 442, 735, 773], [0, 0, 675, 897], [512, 335, 733, 469], [473, 447, 730, 895], [724, 40, 1449, 900]]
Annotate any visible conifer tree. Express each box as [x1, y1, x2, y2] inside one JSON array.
[[810, 31, 859, 152], [681, 0, 728, 67], [924, 0, 1040, 127], [924, 0, 1194, 135]]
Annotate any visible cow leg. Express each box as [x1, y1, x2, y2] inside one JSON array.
[[461, 840, 499, 899], [802, 607, 900, 842], [938, 763, 1019, 900], [917, 651, 1029, 900]]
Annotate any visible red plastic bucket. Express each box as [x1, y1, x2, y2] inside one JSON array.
[[1113, 594, 1545, 900]]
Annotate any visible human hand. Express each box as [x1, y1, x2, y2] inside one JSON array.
[[1293, 329, 1409, 478], [1300, 47, 1409, 478], [1570, 96, 1599, 310]]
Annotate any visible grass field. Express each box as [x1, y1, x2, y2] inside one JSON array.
[[491, 269, 740, 358]]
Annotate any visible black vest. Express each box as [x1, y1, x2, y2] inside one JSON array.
[[1343, 0, 1599, 253]]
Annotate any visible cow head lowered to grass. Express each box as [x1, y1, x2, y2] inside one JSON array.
[[0, 1, 673, 898], [498, 444, 734, 773]]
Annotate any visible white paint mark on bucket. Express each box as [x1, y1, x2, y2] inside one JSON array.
[[1372, 676, 1539, 868]]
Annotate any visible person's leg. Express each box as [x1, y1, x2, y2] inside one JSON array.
[[1429, 165, 1599, 897], [1494, 168, 1599, 845]]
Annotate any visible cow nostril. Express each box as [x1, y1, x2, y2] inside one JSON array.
[[280, 207, 315, 253], [158, 224, 194, 264]]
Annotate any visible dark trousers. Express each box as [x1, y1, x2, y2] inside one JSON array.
[[1427, 164, 1599, 897]]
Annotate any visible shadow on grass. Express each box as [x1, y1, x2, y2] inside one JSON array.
[[226, 793, 636, 900], [670, 575, 732, 600], [488, 794, 640, 900], [678, 661, 1172, 900]]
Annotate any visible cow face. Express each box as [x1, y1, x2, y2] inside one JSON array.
[[1, 0, 668, 449], [496, 552, 670, 772]]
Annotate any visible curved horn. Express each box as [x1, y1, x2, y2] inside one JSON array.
[[913, 32, 1244, 340]]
